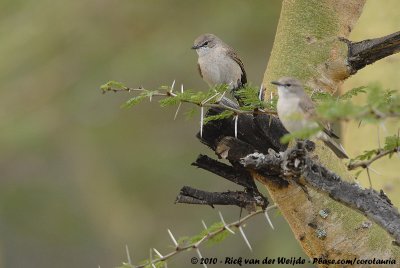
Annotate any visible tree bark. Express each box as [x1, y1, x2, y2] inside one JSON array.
[[261, 0, 400, 265]]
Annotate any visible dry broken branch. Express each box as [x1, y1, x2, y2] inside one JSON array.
[[344, 31, 400, 74]]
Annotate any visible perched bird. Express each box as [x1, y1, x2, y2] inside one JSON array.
[[192, 33, 247, 105], [271, 77, 349, 159]]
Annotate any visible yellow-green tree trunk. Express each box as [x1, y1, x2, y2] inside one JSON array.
[[260, 0, 400, 266]]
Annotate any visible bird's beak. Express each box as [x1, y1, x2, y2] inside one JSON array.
[[271, 81, 283, 86], [191, 44, 200, 49]]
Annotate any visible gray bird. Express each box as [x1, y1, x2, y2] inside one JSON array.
[[271, 77, 349, 159], [192, 33, 246, 104]]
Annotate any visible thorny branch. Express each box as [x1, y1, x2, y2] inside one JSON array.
[[127, 205, 277, 268], [101, 83, 276, 116]]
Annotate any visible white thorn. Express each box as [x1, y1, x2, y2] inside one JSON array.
[[270, 91, 273, 104], [153, 248, 163, 258], [171, 80, 176, 92], [239, 226, 253, 251], [368, 166, 381, 176], [258, 84, 263, 101], [264, 210, 275, 230], [201, 220, 208, 231], [125, 244, 132, 265], [149, 249, 156, 268], [217, 91, 226, 102], [234, 115, 238, 138], [149, 94, 152, 102], [167, 229, 178, 247], [181, 84, 184, 93], [380, 122, 387, 134], [174, 102, 182, 120], [202, 92, 219, 105], [200, 107, 204, 138], [366, 167, 372, 189], [218, 211, 235, 234], [196, 248, 207, 268]]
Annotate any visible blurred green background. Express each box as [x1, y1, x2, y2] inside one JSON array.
[[0, 1, 399, 267]]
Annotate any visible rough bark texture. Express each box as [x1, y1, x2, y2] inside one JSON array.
[[346, 31, 400, 74], [261, 0, 400, 265], [240, 143, 400, 245]]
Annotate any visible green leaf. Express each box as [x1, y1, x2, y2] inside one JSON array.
[[159, 95, 181, 107], [122, 95, 147, 108], [234, 85, 266, 110], [207, 230, 230, 245], [204, 110, 234, 124], [353, 149, 378, 161], [317, 100, 361, 121], [100, 80, 127, 92], [311, 91, 334, 102], [182, 221, 232, 246], [340, 86, 367, 100], [212, 84, 230, 93], [188, 222, 224, 244], [280, 127, 321, 144], [384, 135, 400, 158], [184, 108, 197, 120]]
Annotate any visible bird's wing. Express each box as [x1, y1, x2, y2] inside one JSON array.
[[299, 94, 340, 139], [197, 63, 203, 78], [322, 126, 340, 139], [299, 94, 316, 118], [227, 50, 247, 87]]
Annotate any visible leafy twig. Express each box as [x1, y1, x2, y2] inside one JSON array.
[[348, 146, 400, 170], [348, 135, 400, 170], [101, 81, 277, 117]]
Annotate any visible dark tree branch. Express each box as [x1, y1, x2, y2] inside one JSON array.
[[192, 154, 257, 190], [241, 141, 400, 245], [175, 186, 268, 211], [198, 97, 288, 154], [215, 137, 289, 187], [344, 31, 400, 74]]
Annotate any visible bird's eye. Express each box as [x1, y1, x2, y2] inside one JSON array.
[[285, 83, 291, 87], [203, 41, 209, 46]]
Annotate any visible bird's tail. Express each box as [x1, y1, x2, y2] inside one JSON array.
[[323, 139, 349, 159]]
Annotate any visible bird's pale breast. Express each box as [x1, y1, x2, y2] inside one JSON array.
[[198, 49, 242, 89], [277, 95, 318, 133]]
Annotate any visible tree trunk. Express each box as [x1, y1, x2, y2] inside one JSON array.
[[261, 0, 400, 265]]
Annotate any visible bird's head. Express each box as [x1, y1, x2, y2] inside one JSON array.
[[191, 33, 220, 56], [271, 77, 304, 96]]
